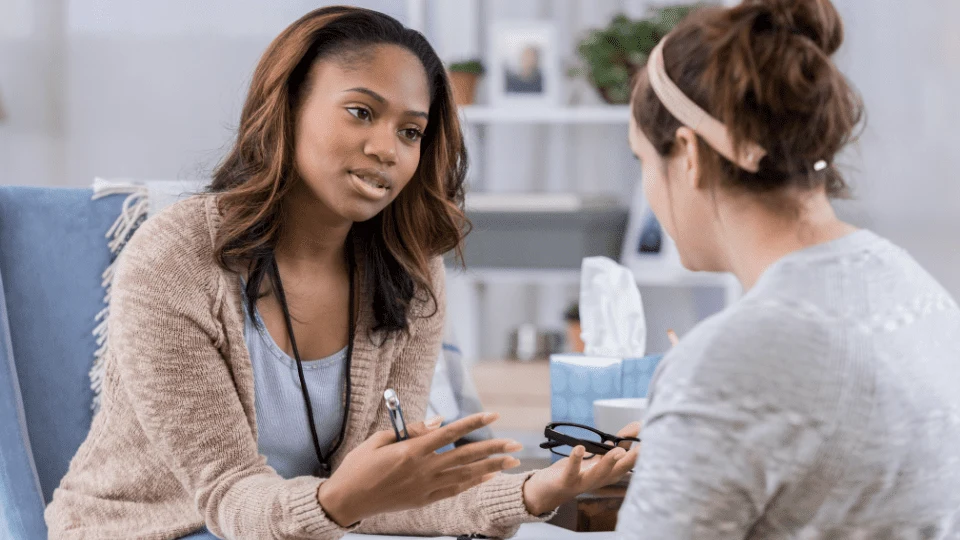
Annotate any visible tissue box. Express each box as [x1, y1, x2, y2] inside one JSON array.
[[550, 353, 664, 428]]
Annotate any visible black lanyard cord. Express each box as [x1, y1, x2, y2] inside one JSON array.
[[269, 246, 355, 477]]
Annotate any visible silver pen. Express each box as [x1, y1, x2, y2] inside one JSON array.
[[383, 388, 410, 441]]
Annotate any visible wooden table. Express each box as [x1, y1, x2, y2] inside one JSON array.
[[548, 484, 628, 532], [473, 361, 628, 533], [471, 359, 550, 432]]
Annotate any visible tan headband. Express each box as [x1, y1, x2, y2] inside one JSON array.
[[647, 37, 767, 173]]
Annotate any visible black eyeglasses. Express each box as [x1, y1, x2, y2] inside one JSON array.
[[540, 422, 640, 460]]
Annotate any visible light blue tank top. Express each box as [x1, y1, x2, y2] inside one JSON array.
[[241, 296, 347, 479]]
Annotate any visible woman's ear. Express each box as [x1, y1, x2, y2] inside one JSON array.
[[673, 126, 703, 190]]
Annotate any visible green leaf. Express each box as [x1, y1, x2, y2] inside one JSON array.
[[570, 5, 698, 102], [447, 59, 485, 75]]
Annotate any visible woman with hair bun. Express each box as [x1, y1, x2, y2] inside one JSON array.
[[618, 0, 960, 537]]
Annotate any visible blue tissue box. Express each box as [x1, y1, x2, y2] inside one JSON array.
[[550, 353, 665, 428]]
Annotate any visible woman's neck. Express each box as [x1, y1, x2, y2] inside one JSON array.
[[717, 190, 858, 291], [275, 186, 352, 272]]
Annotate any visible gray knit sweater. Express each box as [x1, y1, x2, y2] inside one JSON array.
[[617, 230, 960, 539]]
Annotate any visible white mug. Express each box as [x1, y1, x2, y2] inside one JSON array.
[[593, 398, 648, 436]]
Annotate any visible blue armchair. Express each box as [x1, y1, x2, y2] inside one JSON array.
[[0, 187, 216, 539]]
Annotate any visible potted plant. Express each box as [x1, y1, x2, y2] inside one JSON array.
[[447, 59, 485, 106], [563, 303, 585, 354], [569, 5, 696, 104]]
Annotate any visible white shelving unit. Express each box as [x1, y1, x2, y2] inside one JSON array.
[[454, 267, 741, 307], [455, 104, 737, 301], [464, 192, 623, 212], [409, 1, 742, 450], [457, 266, 735, 287], [454, 100, 742, 361], [460, 105, 631, 124], [412, 0, 740, 364]]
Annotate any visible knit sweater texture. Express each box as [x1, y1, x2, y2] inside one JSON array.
[[45, 195, 543, 540]]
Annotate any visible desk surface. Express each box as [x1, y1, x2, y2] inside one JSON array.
[[342, 521, 616, 539]]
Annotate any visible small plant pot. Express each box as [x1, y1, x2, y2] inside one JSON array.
[[448, 71, 480, 106], [566, 321, 585, 354]]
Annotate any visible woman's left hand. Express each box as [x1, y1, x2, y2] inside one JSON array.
[[521, 422, 641, 516]]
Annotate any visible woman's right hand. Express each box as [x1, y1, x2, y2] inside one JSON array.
[[316, 412, 522, 527]]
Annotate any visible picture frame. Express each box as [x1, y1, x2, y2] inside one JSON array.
[[487, 21, 561, 107]]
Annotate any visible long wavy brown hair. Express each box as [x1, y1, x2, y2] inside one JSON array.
[[208, 6, 469, 334]]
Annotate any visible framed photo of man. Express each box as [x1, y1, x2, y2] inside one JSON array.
[[487, 21, 561, 106]]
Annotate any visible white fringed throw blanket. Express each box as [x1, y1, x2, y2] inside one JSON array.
[[89, 178, 205, 412]]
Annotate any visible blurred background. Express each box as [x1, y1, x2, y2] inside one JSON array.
[[2, 0, 958, 452]]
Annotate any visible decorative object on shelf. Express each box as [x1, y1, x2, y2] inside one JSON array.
[[511, 323, 539, 361], [563, 303, 584, 354], [508, 323, 565, 362], [447, 59, 485, 106], [487, 20, 561, 106], [619, 182, 682, 278], [569, 5, 695, 104]]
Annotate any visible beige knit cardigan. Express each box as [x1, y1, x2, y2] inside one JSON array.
[[45, 195, 545, 539]]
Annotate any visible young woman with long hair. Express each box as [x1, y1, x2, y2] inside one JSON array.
[[46, 7, 636, 540]]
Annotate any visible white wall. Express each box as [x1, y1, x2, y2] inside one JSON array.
[[832, 0, 960, 296], [0, 0, 403, 186], [0, 0, 65, 186], [1, 0, 958, 358]]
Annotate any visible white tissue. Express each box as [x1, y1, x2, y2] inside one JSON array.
[[579, 256, 646, 358]]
